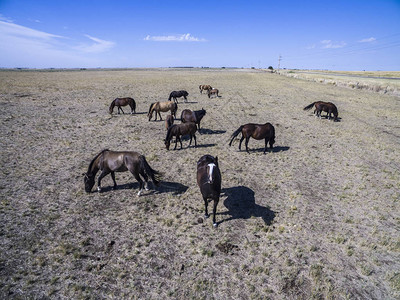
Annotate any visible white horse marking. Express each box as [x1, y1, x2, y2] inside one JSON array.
[[207, 163, 216, 183]]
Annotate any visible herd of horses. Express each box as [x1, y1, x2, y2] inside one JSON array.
[[92, 87, 339, 227]]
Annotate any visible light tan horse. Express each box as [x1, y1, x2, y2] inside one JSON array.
[[148, 101, 177, 121], [199, 85, 212, 94]]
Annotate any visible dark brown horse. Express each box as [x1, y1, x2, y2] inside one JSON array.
[[84, 149, 161, 196], [199, 85, 212, 94], [197, 155, 221, 227], [207, 88, 219, 98], [165, 114, 174, 130], [109, 97, 136, 114], [168, 90, 188, 103], [304, 101, 338, 121], [164, 122, 197, 150], [181, 108, 206, 130], [229, 123, 275, 154], [148, 101, 177, 121]]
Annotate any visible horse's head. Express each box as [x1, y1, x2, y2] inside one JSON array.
[[109, 102, 114, 114], [84, 173, 95, 193], [164, 139, 171, 150]]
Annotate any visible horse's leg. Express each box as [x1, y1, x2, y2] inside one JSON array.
[[97, 170, 110, 192], [193, 134, 197, 147], [245, 137, 250, 154], [264, 138, 268, 154], [212, 198, 219, 227], [174, 136, 179, 150], [111, 171, 117, 189], [184, 96, 187, 103], [203, 196, 209, 218], [189, 134, 193, 147], [139, 169, 149, 190], [179, 136, 183, 149], [239, 136, 245, 151], [120, 107, 125, 114], [158, 111, 162, 121], [131, 172, 144, 196]]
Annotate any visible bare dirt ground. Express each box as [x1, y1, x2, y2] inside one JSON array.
[[1, 68, 399, 299]]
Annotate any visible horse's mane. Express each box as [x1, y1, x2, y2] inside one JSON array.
[[165, 124, 177, 141], [148, 102, 156, 114], [87, 149, 109, 173]]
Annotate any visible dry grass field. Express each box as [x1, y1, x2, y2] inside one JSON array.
[[1, 68, 399, 299], [279, 69, 400, 97]]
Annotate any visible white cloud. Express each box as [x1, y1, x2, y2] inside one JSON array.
[[0, 19, 115, 67], [75, 34, 115, 53], [0, 20, 63, 40], [320, 40, 346, 49], [358, 37, 376, 43], [144, 33, 206, 42]]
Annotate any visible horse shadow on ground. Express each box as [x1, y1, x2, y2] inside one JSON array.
[[247, 146, 290, 153], [98, 181, 188, 196], [198, 128, 226, 135], [218, 186, 276, 226], [178, 101, 198, 104]]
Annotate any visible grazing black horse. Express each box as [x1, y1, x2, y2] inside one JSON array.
[[181, 108, 207, 130], [84, 149, 161, 196], [168, 90, 188, 103], [197, 155, 222, 227], [304, 101, 339, 121], [109, 97, 136, 114], [229, 123, 275, 154]]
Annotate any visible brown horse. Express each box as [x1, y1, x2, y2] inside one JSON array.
[[199, 85, 212, 94], [181, 108, 206, 130], [148, 101, 177, 121], [197, 155, 221, 227], [229, 123, 275, 154], [207, 88, 219, 98], [84, 149, 162, 196], [164, 122, 197, 150], [109, 97, 136, 114], [304, 101, 338, 121], [165, 114, 174, 130]]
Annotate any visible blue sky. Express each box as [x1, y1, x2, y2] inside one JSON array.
[[0, 0, 399, 70]]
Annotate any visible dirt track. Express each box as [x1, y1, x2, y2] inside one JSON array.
[[1, 69, 399, 299]]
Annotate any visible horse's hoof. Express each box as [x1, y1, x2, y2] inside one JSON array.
[[204, 214, 209, 219], [213, 223, 218, 228], [97, 187, 102, 192]]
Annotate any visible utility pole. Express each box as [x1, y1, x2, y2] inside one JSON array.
[[278, 55, 282, 72]]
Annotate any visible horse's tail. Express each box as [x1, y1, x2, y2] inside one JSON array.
[[130, 98, 136, 112], [139, 155, 162, 186], [109, 99, 116, 114], [269, 123, 276, 145], [168, 92, 172, 101], [229, 125, 244, 146], [303, 102, 316, 111]]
